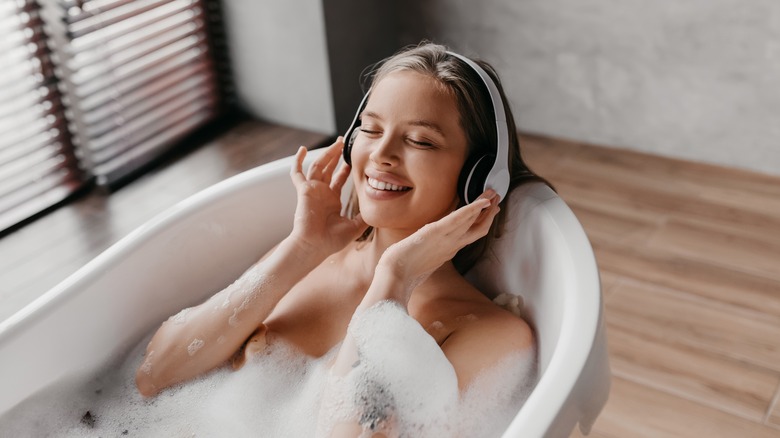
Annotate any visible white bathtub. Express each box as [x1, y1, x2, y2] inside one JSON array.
[[0, 150, 610, 437]]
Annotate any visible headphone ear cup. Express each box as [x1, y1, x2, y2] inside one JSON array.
[[343, 127, 360, 165], [458, 154, 495, 204]]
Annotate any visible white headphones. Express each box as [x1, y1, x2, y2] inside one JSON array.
[[343, 50, 510, 204]]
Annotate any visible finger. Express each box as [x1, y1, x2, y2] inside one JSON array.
[[476, 188, 498, 202], [307, 137, 344, 181], [319, 144, 343, 184], [306, 156, 323, 181], [290, 146, 307, 185], [417, 201, 486, 241], [463, 203, 500, 243], [330, 162, 351, 192], [439, 199, 494, 242], [474, 195, 499, 223], [473, 202, 500, 231], [449, 198, 491, 228]]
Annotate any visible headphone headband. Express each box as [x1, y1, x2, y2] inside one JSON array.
[[343, 50, 511, 203]]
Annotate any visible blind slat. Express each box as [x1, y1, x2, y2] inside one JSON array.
[[67, 0, 194, 51], [0, 183, 76, 232], [68, 0, 174, 36], [38, 0, 222, 186], [0, 152, 69, 199], [81, 60, 209, 126], [0, 84, 57, 119], [83, 71, 213, 138], [93, 109, 212, 185], [68, 8, 201, 70], [70, 24, 205, 86], [0, 111, 67, 150], [89, 90, 217, 158], [0, 132, 65, 167], [0, 168, 77, 218], [0, 92, 63, 132], [79, 46, 208, 110], [0, 146, 64, 185], [0, 0, 83, 231]]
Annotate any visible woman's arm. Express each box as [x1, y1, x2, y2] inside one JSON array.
[[135, 237, 324, 396], [136, 138, 366, 396]]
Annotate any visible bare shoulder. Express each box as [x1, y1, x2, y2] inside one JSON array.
[[439, 299, 535, 391]]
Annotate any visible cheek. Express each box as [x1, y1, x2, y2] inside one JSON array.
[[413, 158, 463, 200]]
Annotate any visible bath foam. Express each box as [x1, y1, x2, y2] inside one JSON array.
[[457, 348, 537, 437], [320, 300, 536, 438], [335, 300, 460, 436], [0, 302, 536, 437]]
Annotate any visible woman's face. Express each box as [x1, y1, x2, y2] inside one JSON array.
[[350, 70, 469, 234]]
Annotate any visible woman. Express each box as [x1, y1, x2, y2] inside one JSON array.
[[136, 43, 543, 435]]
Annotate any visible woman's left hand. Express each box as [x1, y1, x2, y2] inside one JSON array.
[[377, 190, 501, 301]]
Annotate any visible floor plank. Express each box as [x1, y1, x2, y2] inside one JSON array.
[[607, 280, 780, 373], [593, 243, 780, 323], [768, 386, 780, 428], [584, 376, 780, 438], [607, 318, 780, 421], [647, 217, 780, 282]]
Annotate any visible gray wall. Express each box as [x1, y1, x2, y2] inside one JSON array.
[[221, 1, 779, 176], [398, 0, 780, 176]]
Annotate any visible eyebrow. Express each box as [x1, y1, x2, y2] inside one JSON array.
[[362, 111, 446, 136]]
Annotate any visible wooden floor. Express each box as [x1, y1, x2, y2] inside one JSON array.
[[519, 135, 780, 437], [2, 120, 779, 437]]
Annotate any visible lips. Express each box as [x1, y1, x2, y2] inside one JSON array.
[[366, 177, 411, 192]]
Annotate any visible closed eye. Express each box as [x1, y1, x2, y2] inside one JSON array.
[[409, 138, 434, 147]]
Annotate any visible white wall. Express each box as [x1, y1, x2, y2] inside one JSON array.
[[221, 0, 336, 134], [399, 0, 780, 176]]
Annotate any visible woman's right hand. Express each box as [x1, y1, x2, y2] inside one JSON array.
[[289, 137, 368, 260], [373, 190, 500, 304]]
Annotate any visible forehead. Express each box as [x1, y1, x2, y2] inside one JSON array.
[[365, 70, 461, 128]]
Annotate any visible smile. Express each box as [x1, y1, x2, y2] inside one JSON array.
[[366, 177, 411, 192]]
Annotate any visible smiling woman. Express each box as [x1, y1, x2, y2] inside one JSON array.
[[126, 42, 548, 437]]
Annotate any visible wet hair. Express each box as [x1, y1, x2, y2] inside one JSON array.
[[348, 42, 551, 274]]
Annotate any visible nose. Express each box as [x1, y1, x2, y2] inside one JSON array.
[[368, 132, 401, 167]]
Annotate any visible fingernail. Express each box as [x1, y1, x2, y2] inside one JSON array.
[[479, 189, 497, 200]]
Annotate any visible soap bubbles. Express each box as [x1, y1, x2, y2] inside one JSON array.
[[0, 302, 536, 437]]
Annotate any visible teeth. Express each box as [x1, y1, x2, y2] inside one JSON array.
[[368, 177, 408, 192]]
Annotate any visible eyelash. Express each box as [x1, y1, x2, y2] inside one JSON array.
[[358, 128, 434, 148]]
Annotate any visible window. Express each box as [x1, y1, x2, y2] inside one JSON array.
[[0, 0, 226, 232], [0, 0, 83, 232]]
